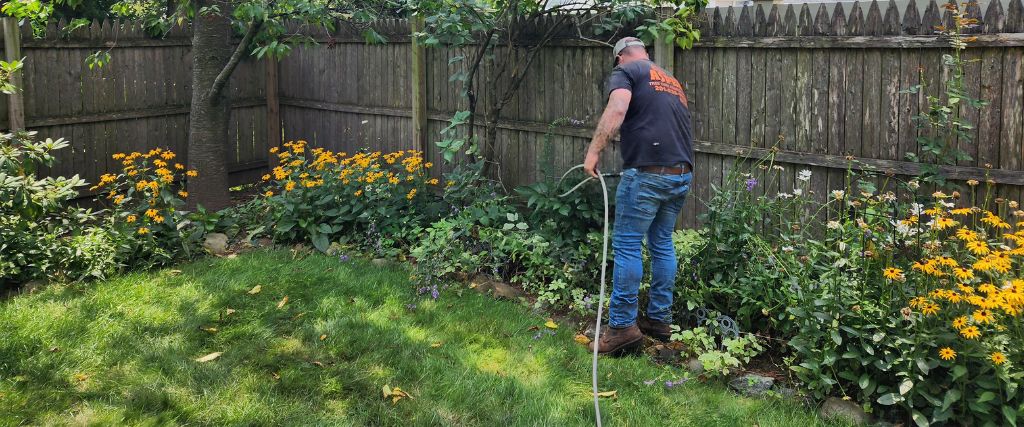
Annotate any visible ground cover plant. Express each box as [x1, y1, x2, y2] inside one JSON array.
[[0, 250, 838, 426]]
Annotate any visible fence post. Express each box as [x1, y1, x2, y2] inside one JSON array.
[[653, 7, 676, 77], [410, 16, 428, 153], [2, 17, 25, 131], [266, 56, 282, 151]]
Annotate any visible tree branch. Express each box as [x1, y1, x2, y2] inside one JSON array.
[[208, 19, 263, 100]]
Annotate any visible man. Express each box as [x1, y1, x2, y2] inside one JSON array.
[[584, 37, 694, 355]]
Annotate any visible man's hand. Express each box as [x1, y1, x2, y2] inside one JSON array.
[[583, 150, 601, 178]]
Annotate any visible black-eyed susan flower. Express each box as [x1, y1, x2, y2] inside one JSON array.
[[883, 267, 904, 281], [921, 303, 941, 316], [186, 170, 198, 177], [264, 190, 273, 197], [972, 309, 993, 324], [939, 347, 956, 360], [126, 215, 137, 223], [990, 352, 1006, 365], [953, 267, 975, 281], [960, 325, 981, 339], [952, 316, 968, 330], [137, 227, 149, 235]]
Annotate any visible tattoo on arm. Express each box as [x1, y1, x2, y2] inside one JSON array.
[[588, 89, 631, 155]]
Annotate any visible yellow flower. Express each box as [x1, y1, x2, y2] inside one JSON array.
[[909, 296, 929, 308], [174, 163, 185, 170], [265, 190, 274, 197], [953, 268, 974, 281], [921, 303, 940, 316], [960, 325, 981, 339], [285, 181, 296, 192], [126, 215, 137, 223], [145, 209, 158, 218], [967, 179, 979, 186], [406, 188, 417, 200], [883, 268, 904, 281], [269, 147, 279, 154], [939, 347, 956, 361], [262, 174, 271, 181], [901, 216, 919, 226], [966, 240, 990, 256], [950, 208, 973, 216], [933, 217, 958, 230], [972, 309, 993, 324], [153, 215, 165, 223], [428, 178, 439, 185], [178, 191, 188, 198], [112, 153, 126, 160], [161, 151, 176, 160], [114, 195, 125, 204], [153, 159, 167, 168], [389, 177, 400, 185], [951, 316, 968, 330], [354, 189, 363, 197], [990, 352, 1006, 365], [186, 170, 198, 177], [137, 227, 149, 235]]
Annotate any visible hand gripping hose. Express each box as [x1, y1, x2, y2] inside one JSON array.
[[557, 165, 612, 427]]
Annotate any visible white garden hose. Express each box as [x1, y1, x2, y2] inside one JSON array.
[[557, 165, 610, 427]]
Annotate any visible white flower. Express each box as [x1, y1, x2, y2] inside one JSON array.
[[908, 180, 920, 189], [911, 203, 924, 216], [773, 165, 785, 171], [941, 201, 955, 208], [797, 169, 812, 181], [778, 193, 793, 199], [827, 220, 841, 230], [782, 246, 795, 252], [793, 188, 803, 196], [831, 190, 845, 200], [838, 241, 847, 252]]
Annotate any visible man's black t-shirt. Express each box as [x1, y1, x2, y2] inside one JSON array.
[[605, 60, 694, 171]]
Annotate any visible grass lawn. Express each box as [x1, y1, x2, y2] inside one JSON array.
[[0, 250, 840, 426]]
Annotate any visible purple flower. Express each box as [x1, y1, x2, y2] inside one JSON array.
[[430, 285, 439, 300], [664, 378, 689, 388], [338, 254, 349, 262], [745, 178, 758, 191]]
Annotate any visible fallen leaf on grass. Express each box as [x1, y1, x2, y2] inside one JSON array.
[[277, 296, 289, 309], [544, 319, 558, 329], [167, 269, 182, 276], [247, 285, 262, 295], [319, 334, 328, 341], [201, 327, 218, 334], [291, 312, 306, 320], [195, 352, 223, 362], [527, 326, 540, 331], [574, 335, 591, 345], [272, 372, 280, 380], [225, 308, 236, 316], [49, 347, 60, 353], [311, 360, 325, 368], [430, 342, 442, 348], [594, 390, 618, 398], [382, 385, 413, 404], [73, 373, 90, 382]]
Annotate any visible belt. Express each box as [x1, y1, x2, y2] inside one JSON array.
[[639, 163, 691, 175]]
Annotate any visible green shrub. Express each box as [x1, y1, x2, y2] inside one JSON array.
[[0, 131, 94, 285]]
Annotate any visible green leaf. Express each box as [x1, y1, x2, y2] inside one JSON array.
[[858, 373, 871, 389], [952, 365, 968, 381], [311, 233, 329, 253], [317, 223, 332, 234], [1003, 405, 1018, 427], [911, 409, 929, 427], [877, 393, 902, 406], [830, 330, 842, 345], [899, 379, 914, 395], [978, 391, 996, 404]]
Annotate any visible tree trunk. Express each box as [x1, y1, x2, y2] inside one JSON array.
[[187, 1, 233, 211]]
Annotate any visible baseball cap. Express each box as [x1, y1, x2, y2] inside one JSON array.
[[613, 37, 645, 63]]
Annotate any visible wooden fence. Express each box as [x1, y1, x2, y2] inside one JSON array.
[[0, 18, 271, 197], [3, 0, 1024, 227]]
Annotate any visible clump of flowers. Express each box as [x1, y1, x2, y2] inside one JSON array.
[[259, 141, 440, 252], [92, 148, 198, 266]]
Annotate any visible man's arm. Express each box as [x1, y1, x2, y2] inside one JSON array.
[[583, 88, 631, 177]]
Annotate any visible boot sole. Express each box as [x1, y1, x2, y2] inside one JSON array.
[[599, 336, 645, 357]]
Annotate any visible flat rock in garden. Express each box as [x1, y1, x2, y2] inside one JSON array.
[[490, 280, 525, 300], [685, 357, 704, 375], [371, 258, 388, 267], [818, 397, 870, 426], [729, 373, 775, 397], [203, 233, 230, 255], [254, 237, 274, 248]]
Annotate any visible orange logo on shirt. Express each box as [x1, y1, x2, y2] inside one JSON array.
[[649, 66, 688, 107]]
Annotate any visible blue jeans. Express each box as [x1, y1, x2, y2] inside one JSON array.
[[609, 168, 691, 328]]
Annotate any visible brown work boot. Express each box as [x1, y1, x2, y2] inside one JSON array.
[[588, 324, 644, 356], [637, 315, 672, 342]]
